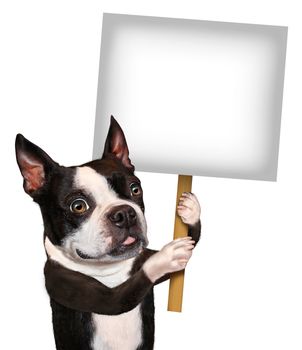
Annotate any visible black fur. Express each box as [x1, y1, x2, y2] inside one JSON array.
[[44, 225, 201, 349], [16, 117, 201, 349], [50, 300, 94, 350]]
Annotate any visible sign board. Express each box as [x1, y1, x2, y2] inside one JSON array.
[[93, 13, 287, 311]]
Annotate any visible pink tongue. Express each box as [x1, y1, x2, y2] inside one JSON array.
[[122, 236, 136, 246]]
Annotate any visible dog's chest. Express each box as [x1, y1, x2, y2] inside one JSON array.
[[90, 258, 143, 350]]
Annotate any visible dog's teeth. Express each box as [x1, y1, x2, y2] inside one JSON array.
[[122, 236, 136, 246]]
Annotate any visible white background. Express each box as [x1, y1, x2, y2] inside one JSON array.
[[0, 1, 301, 349]]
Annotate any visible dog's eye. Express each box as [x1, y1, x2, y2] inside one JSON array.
[[70, 199, 89, 214], [130, 182, 142, 196]]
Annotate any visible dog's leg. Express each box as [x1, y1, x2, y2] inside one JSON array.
[[44, 259, 153, 315], [44, 237, 195, 315]]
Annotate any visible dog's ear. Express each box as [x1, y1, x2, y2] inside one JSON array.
[[103, 116, 134, 171], [15, 134, 58, 196]]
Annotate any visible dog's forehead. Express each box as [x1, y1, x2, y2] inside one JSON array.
[[83, 157, 133, 177], [74, 166, 118, 203]]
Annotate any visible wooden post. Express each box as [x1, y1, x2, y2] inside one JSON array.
[[167, 174, 193, 312]]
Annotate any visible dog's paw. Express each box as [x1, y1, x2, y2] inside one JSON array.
[[143, 237, 195, 283], [177, 192, 201, 226]]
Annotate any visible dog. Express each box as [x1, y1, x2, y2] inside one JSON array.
[[15, 116, 201, 350]]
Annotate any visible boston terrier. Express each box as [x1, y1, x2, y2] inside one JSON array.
[[15, 116, 201, 350]]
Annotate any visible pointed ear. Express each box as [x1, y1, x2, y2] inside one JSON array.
[[15, 134, 57, 195], [102, 116, 134, 171]]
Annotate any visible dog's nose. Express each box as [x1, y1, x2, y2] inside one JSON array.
[[107, 205, 137, 228]]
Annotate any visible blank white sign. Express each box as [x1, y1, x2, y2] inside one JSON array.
[[93, 14, 287, 181]]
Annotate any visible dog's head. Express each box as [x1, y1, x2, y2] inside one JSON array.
[[15, 117, 148, 262]]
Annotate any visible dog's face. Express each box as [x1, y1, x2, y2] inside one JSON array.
[[15, 117, 148, 262]]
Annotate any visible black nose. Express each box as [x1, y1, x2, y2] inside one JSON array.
[[107, 205, 137, 228]]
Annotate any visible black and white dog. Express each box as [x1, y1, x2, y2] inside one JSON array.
[[15, 117, 201, 350]]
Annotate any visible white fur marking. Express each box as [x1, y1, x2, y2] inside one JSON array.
[[45, 237, 136, 287], [92, 305, 142, 350], [91, 262, 142, 350], [74, 166, 119, 206]]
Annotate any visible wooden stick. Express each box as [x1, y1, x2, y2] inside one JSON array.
[[167, 174, 193, 312]]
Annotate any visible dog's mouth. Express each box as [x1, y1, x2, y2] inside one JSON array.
[[109, 234, 143, 257], [75, 234, 145, 260], [76, 248, 98, 260]]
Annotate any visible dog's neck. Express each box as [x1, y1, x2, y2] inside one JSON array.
[[44, 237, 136, 288]]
